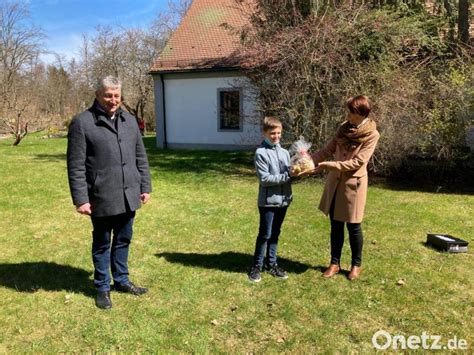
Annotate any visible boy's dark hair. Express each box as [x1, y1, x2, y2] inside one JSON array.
[[263, 116, 282, 132], [346, 96, 371, 118]]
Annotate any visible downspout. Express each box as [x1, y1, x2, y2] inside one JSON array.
[[160, 74, 168, 149]]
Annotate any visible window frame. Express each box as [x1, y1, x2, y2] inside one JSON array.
[[217, 87, 243, 132]]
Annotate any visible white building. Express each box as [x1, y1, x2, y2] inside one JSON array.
[[150, 0, 261, 149]]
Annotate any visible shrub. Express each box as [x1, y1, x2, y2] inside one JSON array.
[[239, 1, 473, 175]]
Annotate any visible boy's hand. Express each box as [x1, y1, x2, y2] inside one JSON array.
[[291, 168, 316, 178], [291, 162, 328, 177]]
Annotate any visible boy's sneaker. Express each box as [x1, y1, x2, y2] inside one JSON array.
[[248, 266, 262, 282], [266, 264, 288, 279]]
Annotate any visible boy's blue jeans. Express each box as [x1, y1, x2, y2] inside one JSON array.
[[253, 206, 288, 269], [91, 211, 135, 291]]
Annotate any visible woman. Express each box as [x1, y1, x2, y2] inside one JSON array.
[[312, 96, 380, 280]]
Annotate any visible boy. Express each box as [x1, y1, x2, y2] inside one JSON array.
[[248, 116, 293, 282]]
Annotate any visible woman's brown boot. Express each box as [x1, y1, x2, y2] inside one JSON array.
[[347, 266, 362, 281], [322, 264, 340, 278]]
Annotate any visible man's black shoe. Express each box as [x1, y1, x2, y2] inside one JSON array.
[[95, 291, 112, 309], [114, 281, 148, 295]]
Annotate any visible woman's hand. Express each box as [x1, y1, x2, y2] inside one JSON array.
[[313, 162, 327, 173]]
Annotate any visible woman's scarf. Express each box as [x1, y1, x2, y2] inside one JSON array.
[[336, 119, 377, 150]]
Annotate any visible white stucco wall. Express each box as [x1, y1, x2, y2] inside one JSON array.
[[154, 71, 261, 149]]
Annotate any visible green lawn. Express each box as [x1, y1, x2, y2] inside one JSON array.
[[0, 135, 472, 352]]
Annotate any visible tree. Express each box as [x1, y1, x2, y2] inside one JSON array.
[[0, 1, 43, 145], [458, 0, 470, 44], [0, 1, 44, 145], [0, 0, 194, 142], [151, 0, 192, 36], [71, 1, 190, 133], [120, 28, 166, 134], [41, 64, 72, 120], [76, 26, 166, 133], [239, 0, 473, 174]]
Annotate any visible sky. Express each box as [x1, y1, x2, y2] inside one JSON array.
[[27, 0, 172, 64]]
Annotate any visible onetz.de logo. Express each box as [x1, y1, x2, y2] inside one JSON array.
[[372, 330, 468, 350]]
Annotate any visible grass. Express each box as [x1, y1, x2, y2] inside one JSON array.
[[0, 134, 473, 352]]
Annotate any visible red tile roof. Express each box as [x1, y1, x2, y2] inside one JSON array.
[[150, 0, 251, 73]]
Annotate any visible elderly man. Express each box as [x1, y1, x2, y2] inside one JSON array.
[[67, 76, 152, 309]]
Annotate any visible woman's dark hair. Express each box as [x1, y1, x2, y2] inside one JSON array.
[[346, 96, 371, 118]]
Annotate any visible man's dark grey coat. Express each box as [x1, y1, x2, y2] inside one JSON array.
[[67, 101, 152, 217]]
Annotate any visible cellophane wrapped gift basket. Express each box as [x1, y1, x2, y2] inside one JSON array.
[[289, 136, 315, 175]]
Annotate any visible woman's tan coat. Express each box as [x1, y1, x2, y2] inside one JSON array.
[[312, 129, 380, 223]]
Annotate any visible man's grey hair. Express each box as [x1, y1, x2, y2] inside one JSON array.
[[96, 76, 122, 92]]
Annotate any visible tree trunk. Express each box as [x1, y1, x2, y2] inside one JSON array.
[[12, 122, 28, 146], [458, 0, 470, 43], [13, 134, 22, 146], [444, 0, 456, 42]]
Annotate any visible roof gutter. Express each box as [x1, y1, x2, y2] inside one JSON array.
[[150, 66, 241, 75]]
